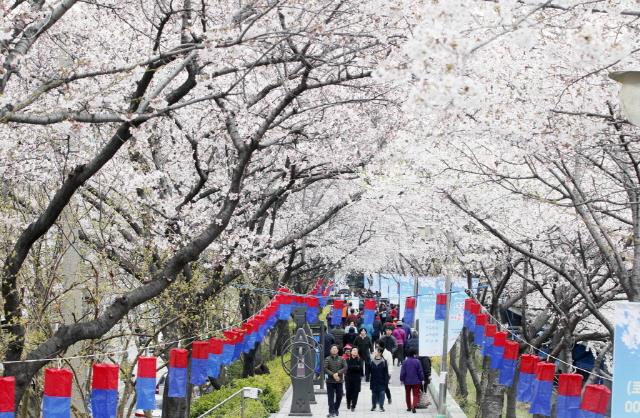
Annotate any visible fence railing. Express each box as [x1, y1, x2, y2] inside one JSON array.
[[194, 387, 262, 418]]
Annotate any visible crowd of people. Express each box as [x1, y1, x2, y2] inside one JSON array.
[[322, 301, 431, 417]]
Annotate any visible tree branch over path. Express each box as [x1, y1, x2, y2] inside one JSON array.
[[444, 192, 614, 334]]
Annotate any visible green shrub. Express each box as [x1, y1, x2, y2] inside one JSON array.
[[190, 354, 291, 417]]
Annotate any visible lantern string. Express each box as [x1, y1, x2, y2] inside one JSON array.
[[467, 293, 613, 381], [1, 284, 324, 365], [229, 283, 487, 298], [0, 281, 484, 366]]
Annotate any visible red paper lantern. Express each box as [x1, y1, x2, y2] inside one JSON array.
[[503, 341, 519, 360], [92, 364, 119, 390], [484, 324, 497, 338], [519, 355, 539, 373], [255, 313, 267, 325], [464, 298, 473, 310], [535, 362, 556, 381], [580, 384, 611, 414], [470, 301, 481, 315], [494, 331, 508, 347], [209, 337, 224, 354], [242, 322, 254, 334], [475, 314, 488, 326], [192, 341, 209, 360], [364, 299, 377, 310], [169, 348, 189, 368], [44, 368, 73, 397], [558, 373, 583, 397], [137, 356, 157, 378], [0, 377, 14, 413]]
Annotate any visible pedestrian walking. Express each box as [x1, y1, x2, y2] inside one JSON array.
[[390, 305, 398, 320], [392, 323, 406, 365], [418, 355, 432, 393], [345, 347, 364, 411], [372, 314, 383, 344], [324, 329, 336, 358], [369, 347, 389, 412], [342, 344, 352, 361], [379, 328, 397, 356], [353, 328, 372, 380], [377, 340, 394, 404], [330, 325, 345, 353], [344, 326, 357, 347], [324, 344, 347, 417], [405, 329, 419, 355], [347, 308, 358, 325], [400, 350, 424, 413]]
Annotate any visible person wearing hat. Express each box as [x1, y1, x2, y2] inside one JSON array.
[[342, 344, 353, 360], [392, 322, 406, 366]]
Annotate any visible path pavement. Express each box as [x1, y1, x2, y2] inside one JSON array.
[[271, 362, 437, 417]]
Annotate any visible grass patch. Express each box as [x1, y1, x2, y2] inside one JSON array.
[[190, 354, 290, 417]]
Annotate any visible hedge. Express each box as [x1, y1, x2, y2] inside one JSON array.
[[189, 354, 290, 417]]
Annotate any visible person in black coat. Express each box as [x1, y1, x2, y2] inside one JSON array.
[[345, 347, 364, 411], [418, 355, 432, 393], [353, 328, 373, 380], [324, 330, 336, 358], [372, 315, 383, 344], [405, 329, 419, 355], [344, 326, 357, 347], [369, 347, 389, 412]]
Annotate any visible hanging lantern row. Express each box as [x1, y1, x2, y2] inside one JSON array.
[[463, 299, 611, 418], [0, 280, 330, 416]]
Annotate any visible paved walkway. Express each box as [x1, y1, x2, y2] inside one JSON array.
[[272, 364, 437, 417]]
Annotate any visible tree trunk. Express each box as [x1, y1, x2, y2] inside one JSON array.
[[243, 342, 258, 377], [505, 372, 518, 418], [464, 330, 481, 401], [477, 356, 505, 418], [161, 377, 189, 418], [456, 334, 470, 398], [274, 320, 290, 356]]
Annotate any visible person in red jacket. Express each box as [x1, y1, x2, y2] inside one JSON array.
[[390, 305, 398, 321]]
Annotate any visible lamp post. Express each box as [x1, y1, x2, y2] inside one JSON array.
[[609, 71, 640, 125], [436, 230, 456, 418]]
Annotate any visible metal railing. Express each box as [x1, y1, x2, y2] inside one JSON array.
[[195, 387, 262, 418]]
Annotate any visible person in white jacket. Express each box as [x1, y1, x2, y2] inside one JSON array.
[[377, 340, 394, 404]]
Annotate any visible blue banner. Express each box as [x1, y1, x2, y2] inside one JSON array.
[[612, 301, 640, 417], [417, 277, 466, 356]]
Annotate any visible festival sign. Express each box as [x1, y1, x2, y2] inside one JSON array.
[[417, 276, 466, 356], [612, 301, 640, 417]]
